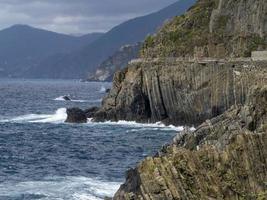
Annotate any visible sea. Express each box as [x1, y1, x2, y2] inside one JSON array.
[[0, 79, 182, 200]]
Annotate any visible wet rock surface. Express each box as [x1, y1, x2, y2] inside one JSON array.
[[65, 108, 87, 123], [84, 107, 99, 119], [62, 96, 71, 101]]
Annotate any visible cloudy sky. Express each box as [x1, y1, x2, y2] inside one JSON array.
[[0, 0, 177, 34]]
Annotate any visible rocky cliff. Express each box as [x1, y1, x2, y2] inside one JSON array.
[[92, 0, 267, 125], [94, 59, 267, 126], [82, 0, 267, 198], [113, 86, 267, 200], [92, 0, 267, 199]]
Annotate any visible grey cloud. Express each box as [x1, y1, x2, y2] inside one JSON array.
[[0, 0, 177, 34]]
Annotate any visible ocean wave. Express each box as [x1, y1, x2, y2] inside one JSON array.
[[1, 108, 67, 124], [1, 108, 193, 131], [0, 176, 121, 200]]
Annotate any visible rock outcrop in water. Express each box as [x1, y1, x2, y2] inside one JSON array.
[[113, 86, 267, 200], [65, 108, 87, 123]]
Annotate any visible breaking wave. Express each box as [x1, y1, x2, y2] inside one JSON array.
[[54, 96, 102, 103], [1, 109, 194, 132], [87, 119, 190, 132], [1, 108, 67, 123]]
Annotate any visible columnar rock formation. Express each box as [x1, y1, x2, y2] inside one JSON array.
[[94, 60, 267, 126]]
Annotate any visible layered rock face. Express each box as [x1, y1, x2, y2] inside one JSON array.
[[94, 60, 267, 125], [114, 86, 267, 200]]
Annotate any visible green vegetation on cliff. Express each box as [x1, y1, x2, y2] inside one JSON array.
[[142, 0, 267, 58], [142, 0, 216, 57]]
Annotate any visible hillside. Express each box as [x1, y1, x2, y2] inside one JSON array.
[[34, 0, 196, 79], [142, 0, 266, 58], [88, 43, 141, 81], [0, 25, 103, 78]]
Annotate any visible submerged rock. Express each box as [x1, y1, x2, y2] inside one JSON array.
[[62, 96, 71, 101], [113, 86, 267, 200], [105, 88, 111, 93], [65, 108, 87, 123]]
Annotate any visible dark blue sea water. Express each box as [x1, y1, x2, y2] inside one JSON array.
[[0, 79, 180, 200]]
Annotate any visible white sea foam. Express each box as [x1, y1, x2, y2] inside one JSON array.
[[30, 108, 67, 123], [87, 119, 186, 132], [99, 86, 106, 93], [71, 99, 103, 103], [54, 96, 69, 101], [1, 108, 193, 131], [54, 96, 93, 103], [0, 176, 121, 200], [1, 108, 67, 124]]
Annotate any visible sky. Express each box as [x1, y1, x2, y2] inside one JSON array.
[[0, 0, 178, 34]]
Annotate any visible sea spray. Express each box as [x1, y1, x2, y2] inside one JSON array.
[[1, 108, 68, 123]]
